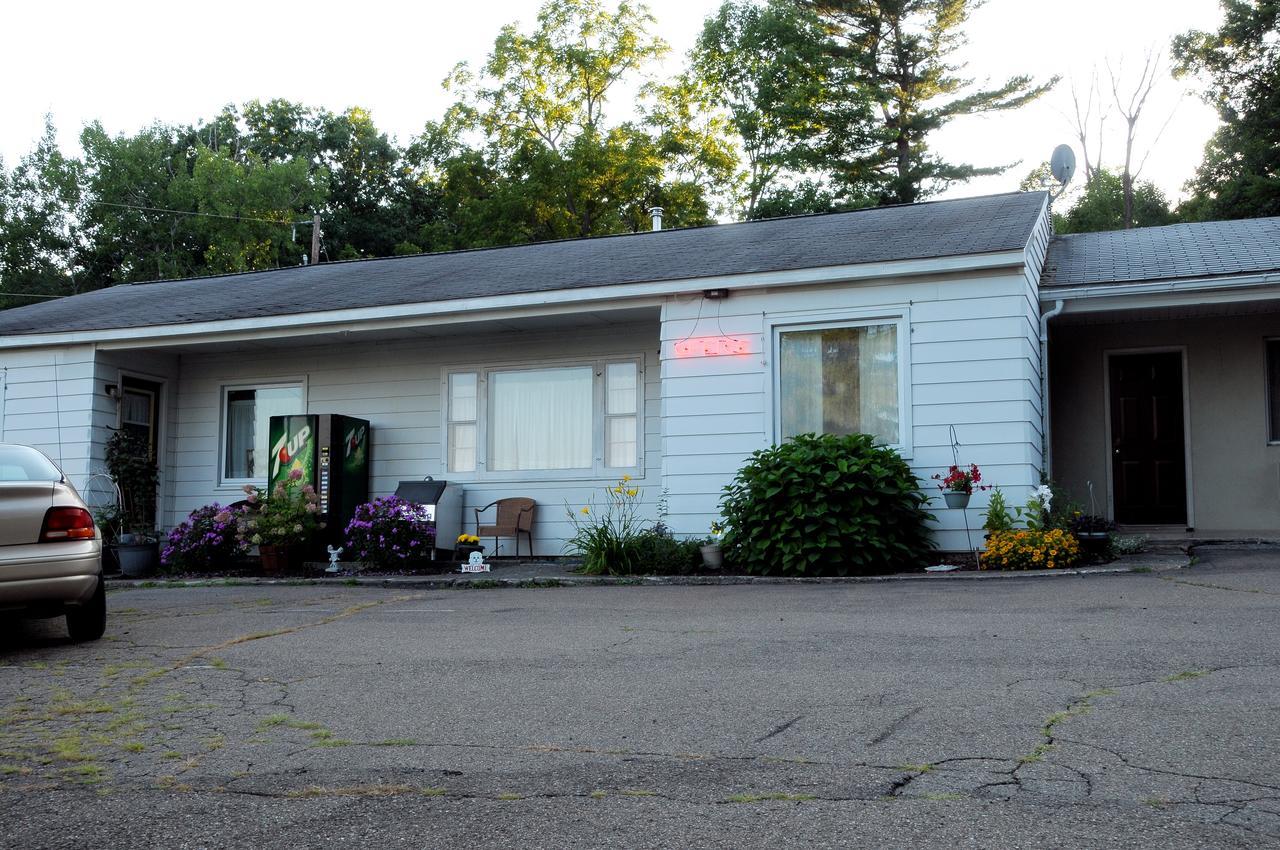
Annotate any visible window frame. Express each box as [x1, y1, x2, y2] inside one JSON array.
[[216, 378, 308, 489], [1266, 337, 1280, 445], [764, 309, 912, 457], [442, 356, 644, 483]]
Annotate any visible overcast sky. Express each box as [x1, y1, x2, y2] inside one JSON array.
[[3, 0, 1223, 204]]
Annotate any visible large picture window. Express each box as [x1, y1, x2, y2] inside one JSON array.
[[774, 317, 907, 449], [446, 360, 641, 477], [221, 383, 305, 482]]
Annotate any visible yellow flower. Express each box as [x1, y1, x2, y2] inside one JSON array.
[[626, 488, 638, 497], [621, 474, 632, 482], [580, 506, 590, 515]]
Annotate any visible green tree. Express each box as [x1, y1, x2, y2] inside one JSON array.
[[0, 118, 83, 308], [802, 0, 1057, 205], [691, 0, 871, 217], [1174, 0, 1280, 220], [184, 146, 324, 274], [442, 0, 720, 237], [1054, 168, 1177, 234], [76, 121, 204, 283], [76, 120, 323, 281]]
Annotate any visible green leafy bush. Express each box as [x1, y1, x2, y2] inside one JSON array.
[[632, 529, 706, 575], [719, 433, 933, 576]]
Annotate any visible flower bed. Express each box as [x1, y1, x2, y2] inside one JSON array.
[[161, 504, 247, 573], [344, 496, 436, 569], [981, 528, 1080, 570]]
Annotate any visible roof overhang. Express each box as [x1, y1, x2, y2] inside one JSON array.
[[1040, 271, 1280, 315], [0, 249, 1027, 351]]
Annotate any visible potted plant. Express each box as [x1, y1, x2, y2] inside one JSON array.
[[700, 523, 725, 569], [104, 430, 160, 577], [933, 463, 987, 509], [1071, 513, 1115, 560], [454, 533, 484, 562], [237, 470, 323, 575]]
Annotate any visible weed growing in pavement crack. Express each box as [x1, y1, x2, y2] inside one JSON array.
[[897, 763, 933, 774], [1164, 670, 1209, 682]]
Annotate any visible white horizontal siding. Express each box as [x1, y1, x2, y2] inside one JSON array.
[[167, 323, 661, 556], [0, 345, 98, 489], [659, 253, 1051, 552]]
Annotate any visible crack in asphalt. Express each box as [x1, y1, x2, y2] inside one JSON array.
[[4, 583, 1280, 843], [866, 706, 921, 746], [754, 714, 804, 744]]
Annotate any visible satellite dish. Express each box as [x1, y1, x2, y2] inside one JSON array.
[[1050, 144, 1076, 186]]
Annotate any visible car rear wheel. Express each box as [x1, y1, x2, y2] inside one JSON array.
[[66, 577, 106, 642]]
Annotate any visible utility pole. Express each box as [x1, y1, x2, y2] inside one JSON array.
[[310, 214, 322, 265]]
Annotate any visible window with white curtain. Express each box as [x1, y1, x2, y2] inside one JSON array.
[[221, 384, 305, 482], [445, 359, 642, 477], [776, 319, 904, 447]]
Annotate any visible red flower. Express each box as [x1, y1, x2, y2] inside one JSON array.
[[932, 463, 987, 494]]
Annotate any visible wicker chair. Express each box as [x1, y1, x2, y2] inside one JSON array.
[[474, 498, 536, 557]]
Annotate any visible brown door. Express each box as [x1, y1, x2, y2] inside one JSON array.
[[1109, 352, 1187, 525]]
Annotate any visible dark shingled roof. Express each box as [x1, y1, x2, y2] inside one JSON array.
[[1041, 216, 1280, 288], [0, 191, 1046, 336]]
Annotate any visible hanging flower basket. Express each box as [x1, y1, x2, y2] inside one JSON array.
[[943, 491, 971, 509]]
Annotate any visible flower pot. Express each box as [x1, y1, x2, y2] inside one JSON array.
[[943, 491, 971, 509], [258, 544, 298, 575], [1075, 532, 1111, 560], [112, 541, 158, 578], [700, 543, 723, 569]]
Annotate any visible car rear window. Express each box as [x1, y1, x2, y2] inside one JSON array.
[[0, 446, 63, 482]]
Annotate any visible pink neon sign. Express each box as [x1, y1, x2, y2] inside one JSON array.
[[674, 336, 751, 358]]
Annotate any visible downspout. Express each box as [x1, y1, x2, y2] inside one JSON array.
[[1040, 300, 1065, 480]]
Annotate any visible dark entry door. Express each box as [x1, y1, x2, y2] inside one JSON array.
[[1109, 352, 1187, 525]]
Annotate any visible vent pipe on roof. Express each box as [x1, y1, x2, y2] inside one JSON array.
[[649, 206, 663, 231]]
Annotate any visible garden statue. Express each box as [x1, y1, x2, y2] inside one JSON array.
[[463, 550, 490, 573], [326, 545, 344, 573]]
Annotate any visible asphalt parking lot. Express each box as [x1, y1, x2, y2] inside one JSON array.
[[2, 547, 1278, 849]]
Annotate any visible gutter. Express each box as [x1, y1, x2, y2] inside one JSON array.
[[1041, 271, 1280, 303], [0, 249, 1027, 351], [1040, 299, 1065, 479]]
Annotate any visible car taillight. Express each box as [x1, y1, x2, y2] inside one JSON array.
[[40, 507, 97, 542]]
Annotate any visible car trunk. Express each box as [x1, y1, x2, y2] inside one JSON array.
[[0, 483, 54, 546]]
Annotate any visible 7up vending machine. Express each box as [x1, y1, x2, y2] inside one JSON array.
[[268, 414, 370, 544]]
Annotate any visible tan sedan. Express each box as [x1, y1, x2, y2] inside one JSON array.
[[0, 444, 105, 641]]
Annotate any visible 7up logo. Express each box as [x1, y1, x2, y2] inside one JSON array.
[[270, 424, 311, 480], [344, 424, 367, 458]]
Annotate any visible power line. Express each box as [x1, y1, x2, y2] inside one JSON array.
[[87, 199, 313, 226], [0, 291, 64, 300]]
